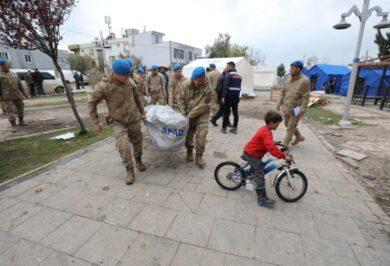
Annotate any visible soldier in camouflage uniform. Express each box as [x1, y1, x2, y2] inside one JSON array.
[[179, 67, 212, 168], [277, 60, 310, 146], [135, 67, 148, 106], [206, 63, 221, 112], [0, 58, 28, 131], [146, 64, 166, 105], [168, 64, 186, 111], [89, 59, 146, 185]]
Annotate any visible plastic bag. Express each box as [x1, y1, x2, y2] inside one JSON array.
[[145, 105, 189, 151]]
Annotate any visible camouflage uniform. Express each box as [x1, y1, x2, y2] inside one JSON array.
[[168, 74, 186, 111], [206, 70, 221, 112], [133, 74, 148, 106], [179, 79, 212, 156], [0, 69, 25, 124], [88, 76, 145, 169], [277, 74, 310, 145], [146, 73, 166, 105]]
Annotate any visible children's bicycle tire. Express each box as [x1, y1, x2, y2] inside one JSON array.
[[275, 169, 308, 202], [214, 161, 245, 191]]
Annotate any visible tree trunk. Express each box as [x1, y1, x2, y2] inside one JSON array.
[[52, 58, 87, 134]]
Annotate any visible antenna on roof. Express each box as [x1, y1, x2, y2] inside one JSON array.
[[104, 16, 112, 35]]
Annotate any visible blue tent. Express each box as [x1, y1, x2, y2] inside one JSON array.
[[304, 64, 351, 94], [340, 68, 390, 96]]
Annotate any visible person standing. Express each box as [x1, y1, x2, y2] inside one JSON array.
[[146, 64, 166, 105], [179, 67, 212, 168], [33, 69, 44, 96], [210, 68, 227, 126], [135, 67, 148, 106], [0, 58, 28, 131], [159, 67, 169, 103], [168, 64, 186, 111], [74, 72, 81, 90], [206, 63, 221, 113], [89, 59, 146, 185], [221, 61, 242, 134], [79, 73, 85, 89], [277, 60, 310, 146], [26, 70, 35, 97]]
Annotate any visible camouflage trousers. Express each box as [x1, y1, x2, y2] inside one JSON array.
[[210, 91, 218, 113], [283, 113, 304, 145], [150, 92, 165, 105], [3, 100, 24, 122], [185, 115, 209, 155], [111, 120, 143, 169]]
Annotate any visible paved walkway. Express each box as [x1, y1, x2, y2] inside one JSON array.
[[0, 114, 389, 265]]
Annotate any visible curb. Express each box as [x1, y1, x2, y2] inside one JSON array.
[[0, 127, 74, 142], [0, 136, 114, 192]]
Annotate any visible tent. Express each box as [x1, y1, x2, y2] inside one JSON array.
[[253, 65, 276, 91], [304, 64, 350, 94], [340, 68, 390, 97], [182, 57, 254, 91]]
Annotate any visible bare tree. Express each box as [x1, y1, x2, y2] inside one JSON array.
[[0, 0, 87, 133]]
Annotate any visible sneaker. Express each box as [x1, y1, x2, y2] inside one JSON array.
[[229, 127, 237, 134], [221, 128, 227, 134], [210, 120, 218, 127], [257, 197, 276, 207]]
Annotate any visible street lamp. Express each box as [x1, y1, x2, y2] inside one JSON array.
[[333, 0, 390, 125]]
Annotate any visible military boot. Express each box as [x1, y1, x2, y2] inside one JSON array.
[[186, 149, 194, 162], [10, 120, 17, 132], [256, 186, 275, 207], [229, 127, 237, 134], [195, 154, 206, 169], [18, 117, 26, 126], [221, 128, 227, 134], [135, 157, 146, 172], [291, 135, 305, 146], [125, 167, 136, 185]]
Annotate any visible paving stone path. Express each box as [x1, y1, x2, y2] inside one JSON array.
[[0, 114, 389, 265]]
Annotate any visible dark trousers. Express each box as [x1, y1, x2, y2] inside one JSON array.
[[35, 83, 44, 95], [28, 83, 35, 97], [242, 152, 265, 189], [75, 81, 80, 90], [222, 101, 239, 129], [211, 105, 223, 122]]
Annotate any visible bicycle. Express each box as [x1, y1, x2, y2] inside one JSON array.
[[214, 142, 308, 202]]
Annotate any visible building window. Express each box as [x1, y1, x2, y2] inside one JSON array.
[[174, 48, 184, 59], [0, 51, 9, 60], [89, 50, 94, 56], [25, 55, 32, 63], [154, 34, 161, 44], [109, 56, 115, 64], [188, 52, 193, 61]]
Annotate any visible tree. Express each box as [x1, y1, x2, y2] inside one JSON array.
[[205, 33, 266, 66], [375, 30, 390, 60], [277, 64, 286, 77], [305, 55, 318, 68], [67, 54, 94, 75], [0, 0, 87, 133]]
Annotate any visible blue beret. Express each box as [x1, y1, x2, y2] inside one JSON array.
[[142, 65, 147, 70], [209, 63, 216, 68], [125, 59, 133, 69], [173, 64, 182, 72], [191, 66, 206, 79], [0, 57, 7, 65], [151, 64, 158, 71], [290, 60, 304, 67], [112, 59, 131, 76], [137, 67, 144, 73]]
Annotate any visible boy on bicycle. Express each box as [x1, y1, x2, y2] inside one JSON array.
[[242, 111, 292, 207]]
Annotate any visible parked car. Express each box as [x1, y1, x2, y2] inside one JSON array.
[[14, 69, 70, 95]]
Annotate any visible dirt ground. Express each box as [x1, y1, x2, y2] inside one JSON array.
[[303, 94, 390, 216]]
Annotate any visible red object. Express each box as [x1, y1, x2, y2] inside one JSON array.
[[244, 126, 286, 159]]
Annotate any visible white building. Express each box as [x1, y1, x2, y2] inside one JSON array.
[[253, 65, 277, 90], [69, 29, 202, 70]]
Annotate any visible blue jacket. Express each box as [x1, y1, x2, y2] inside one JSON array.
[[222, 69, 242, 103]]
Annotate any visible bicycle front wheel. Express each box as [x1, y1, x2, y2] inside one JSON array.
[[275, 169, 308, 202], [214, 161, 245, 191]]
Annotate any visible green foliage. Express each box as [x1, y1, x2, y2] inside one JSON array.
[[375, 30, 390, 60], [307, 107, 375, 126], [67, 54, 94, 74], [277, 64, 286, 77]]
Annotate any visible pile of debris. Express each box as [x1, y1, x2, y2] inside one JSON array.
[[308, 92, 330, 107]]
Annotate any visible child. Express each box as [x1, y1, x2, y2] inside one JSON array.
[[242, 111, 292, 207]]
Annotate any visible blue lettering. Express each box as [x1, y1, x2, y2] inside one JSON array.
[[162, 127, 185, 137]]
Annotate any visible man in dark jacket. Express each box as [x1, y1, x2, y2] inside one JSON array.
[[74, 72, 81, 90], [33, 69, 44, 96], [221, 61, 242, 134]]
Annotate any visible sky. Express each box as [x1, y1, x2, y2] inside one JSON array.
[[60, 0, 390, 67]]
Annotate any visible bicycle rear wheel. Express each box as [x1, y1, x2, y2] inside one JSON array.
[[275, 169, 307, 202], [214, 161, 245, 191]]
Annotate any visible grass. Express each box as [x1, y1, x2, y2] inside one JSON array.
[[307, 106, 375, 127], [0, 126, 112, 183]]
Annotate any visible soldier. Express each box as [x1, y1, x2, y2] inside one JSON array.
[[0, 58, 28, 131], [168, 64, 186, 111], [89, 59, 146, 185], [179, 67, 212, 168], [206, 63, 221, 112], [277, 60, 310, 146], [146, 64, 166, 105], [135, 67, 148, 106]]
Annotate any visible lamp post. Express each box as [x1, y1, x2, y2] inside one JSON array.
[[333, 0, 390, 125]]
